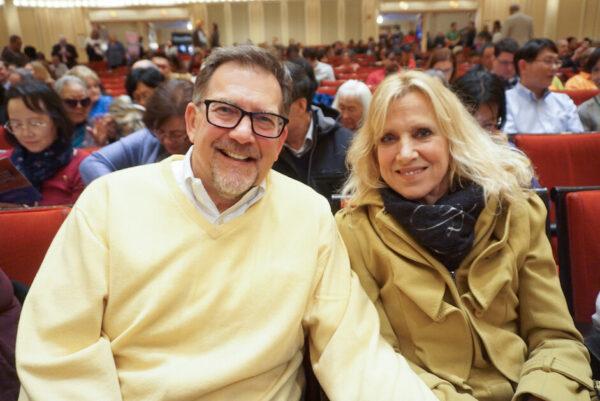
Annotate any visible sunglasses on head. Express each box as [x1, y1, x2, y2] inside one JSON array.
[[63, 97, 91, 108]]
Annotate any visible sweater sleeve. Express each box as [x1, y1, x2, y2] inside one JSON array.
[[16, 180, 123, 401], [513, 195, 594, 401], [304, 208, 437, 401], [336, 211, 478, 401]]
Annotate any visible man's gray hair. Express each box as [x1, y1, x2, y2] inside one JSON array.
[[193, 45, 292, 115], [332, 80, 372, 116], [54, 75, 87, 96]]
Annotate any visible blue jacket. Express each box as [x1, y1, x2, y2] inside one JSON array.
[[79, 128, 164, 185]]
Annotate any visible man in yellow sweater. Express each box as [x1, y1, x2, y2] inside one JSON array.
[[16, 46, 437, 401]]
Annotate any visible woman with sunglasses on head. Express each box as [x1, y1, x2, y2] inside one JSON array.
[[79, 79, 192, 185], [0, 80, 86, 206], [336, 70, 595, 401], [54, 75, 96, 148]]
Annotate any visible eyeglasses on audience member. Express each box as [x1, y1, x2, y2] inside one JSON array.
[[4, 118, 49, 134], [63, 97, 92, 108], [200, 99, 288, 138]]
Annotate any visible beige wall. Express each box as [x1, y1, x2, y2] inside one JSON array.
[[1, 0, 600, 63]]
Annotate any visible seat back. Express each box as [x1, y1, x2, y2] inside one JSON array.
[[554, 89, 600, 106], [0, 206, 70, 285], [513, 133, 600, 189], [553, 186, 600, 323], [0, 126, 12, 150]]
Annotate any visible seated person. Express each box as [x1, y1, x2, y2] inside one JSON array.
[[578, 48, 600, 131], [1, 80, 86, 206], [125, 67, 165, 108], [565, 47, 598, 90], [332, 79, 372, 132], [425, 47, 455, 84], [0, 268, 20, 401], [504, 38, 583, 133], [79, 79, 192, 185], [54, 75, 97, 147], [491, 38, 519, 88], [336, 70, 596, 401], [67, 65, 113, 119]]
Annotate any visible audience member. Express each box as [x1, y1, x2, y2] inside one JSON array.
[[150, 55, 172, 79], [452, 69, 507, 133], [336, 70, 595, 401], [25, 61, 53, 85], [210, 23, 220, 48], [54, 75, 95, 147], [480, 43, 495, 71], [85, 29, 105, 62], [7, 68, 33, 87], [577, 48, 600, 131], [272, 60, 351, 205], [16, 45, 437, 401], [125, 67, 165, 107], [1, 80, 86, 205], [23, 46, 37, 62], [502, 3, 533, 46], [425, 47, 455, 83], [491, 20, 503, 43], [49, 55, 68, 79], [504, 38, 583, 133], [445, 22, 461, 48], [332, 79, 372, 132], [79, 79, 192, 184], [0, 268, 20, 401], [51, 36, 78, 69], [1, 35, 28, 67], [557, 38, 577, 69], [303, 47, 335, 83], [0, 60, 10, 90], [105, 34, 126, 69], [67, 65, 113, 119], [492, 37, 519, 88], [565, 47, 599, 90], [460, 21, 476, 48], [192, 20, 208, 50]]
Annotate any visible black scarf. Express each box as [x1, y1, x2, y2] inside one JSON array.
[[11, 138, 74, 196], [380, 183, 485, 272]]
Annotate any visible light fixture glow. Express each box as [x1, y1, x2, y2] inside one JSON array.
[[376, 15, 383, 24]]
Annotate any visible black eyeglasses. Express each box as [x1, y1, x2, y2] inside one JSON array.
[[201, 99, 288, 138], [63, 97, 91, 108]]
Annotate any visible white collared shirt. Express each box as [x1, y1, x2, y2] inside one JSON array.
[[285, 116, 313, 157], [171, 147, 266, 225]]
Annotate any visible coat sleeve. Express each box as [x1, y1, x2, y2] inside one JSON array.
[[336, 211, 479, 401], [512, 195, 594, 401], [16, 180, 123, 401], [303, 207, 437, 401]]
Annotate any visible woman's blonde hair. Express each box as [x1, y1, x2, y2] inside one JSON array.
[[342, 70, 534, 205], [67, 65, 100, 84]]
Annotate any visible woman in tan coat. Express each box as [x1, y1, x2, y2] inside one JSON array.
[[336, 70, 596, 401]]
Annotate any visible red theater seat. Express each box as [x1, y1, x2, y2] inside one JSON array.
[[0, 206, 70, 285], [0, 126, 12, 150], [512, 133, 600, 189], [553, 187, 600, 323]]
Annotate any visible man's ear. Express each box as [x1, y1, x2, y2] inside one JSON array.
[[275, 126, 288, 160], [184, 102, 198, 143], [517, 59, 527, 76]]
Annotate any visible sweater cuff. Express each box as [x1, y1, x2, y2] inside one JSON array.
[[513, 369, 591, 401]]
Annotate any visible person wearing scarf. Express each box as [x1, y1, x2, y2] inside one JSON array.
[[1, 80, 86, 206], [336, 71, 596, 401]]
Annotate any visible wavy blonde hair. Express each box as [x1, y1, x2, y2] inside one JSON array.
[[342, 70, 534, 205]]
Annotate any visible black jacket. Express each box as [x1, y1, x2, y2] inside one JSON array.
[[273, 105, 352, 208]]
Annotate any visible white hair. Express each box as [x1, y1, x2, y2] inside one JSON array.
[[332, 80, 372, 116]]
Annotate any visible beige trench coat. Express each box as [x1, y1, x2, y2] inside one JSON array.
[[336, 191, 595, 401]]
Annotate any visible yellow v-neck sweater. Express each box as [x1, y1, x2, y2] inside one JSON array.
[[16, 156, 437, 401]]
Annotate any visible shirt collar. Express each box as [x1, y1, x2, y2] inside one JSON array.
[[181, 147, 266, 223], [515, 81, 550, 100]]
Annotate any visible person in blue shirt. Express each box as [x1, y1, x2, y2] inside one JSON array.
[[504, 38, 583, 134], [67, 65, 112, 120], [79, 79, 192, 185]]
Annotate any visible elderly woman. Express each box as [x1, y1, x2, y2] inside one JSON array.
[[335, 71, 595, 401], [125, 67, 165, 107], [0, 80, 86, 206], [332, 79, 372, 132], [67, 65, 112, 119], [54, 75, 94, 148], [79, 79, 192, 185]]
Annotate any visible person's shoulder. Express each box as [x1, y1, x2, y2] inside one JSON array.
[[548, 90, 576, 106]]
